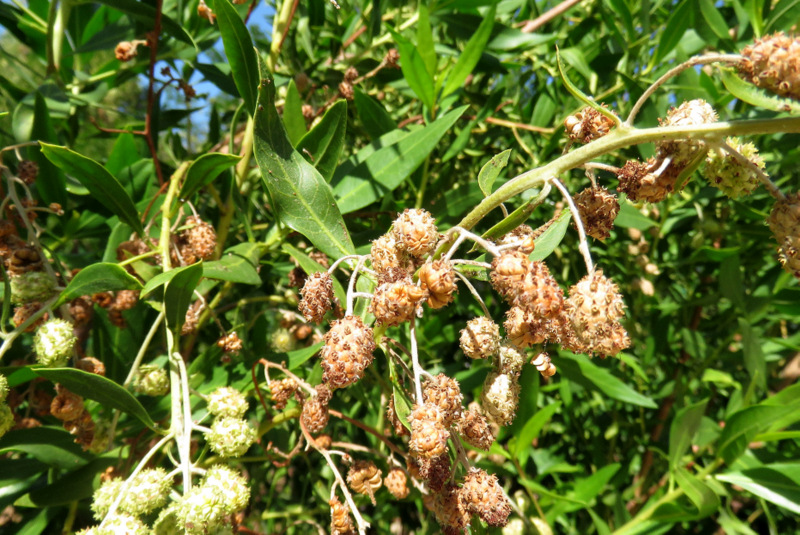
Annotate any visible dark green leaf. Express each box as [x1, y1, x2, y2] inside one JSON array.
[[391, 30, 435, 109], [698, 0, 732, 42], [718, 405, 795, 464], [717, 463, 800, 514], [297, 100, 347, 182], [288, 342, 324, 369], [720, 69, 800, 114], [0, 427, 92, 470], [353, 88, 397, 140], [675, 467, 720, 518], [34, 368, 159, 430], [738, 318, 766, 391], [213, 0, 259, 115], [254, 76, 355, 259], [39, 143, 144, 235], [179, 153, 242, 201], [283, 79, 306, 146], [615, 200, 657, 230], [669, 399, 708, 471], [87, 0, 194, 46], [332, 106, 467, 214], [26, 456, 116, 506], [163, 262, 204, 333], [55, 263, 142, 307], [530, 209, 572, 262], [417, 4, 436, 77], [765, 0, 800, 32], [442, 5, 496, 98], [655, 0, 692, 63], [514, 402, 560, 463], [558, 353, 658, 408], [203, 254, 261, 285], [30, 93, 66, 207], [478, 149, 512, 197]]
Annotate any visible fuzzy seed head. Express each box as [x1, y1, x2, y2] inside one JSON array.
[[301, 394, 330, 434], [0, 404, 14, 439], [460, 317, 500, 359], [417, 453, 452, 492], [115, 41, 138, 61], [564, 106, 617, 143], [17, 160, 39, 183], [574, 186, 620, 240], [422, 373, 463, 426], [177, 485, 226, 534], [9, 271, 55, 304], [320, 316, 376, 388], [565, 271, 630, 357], [299, 271, 335, 323], [490, 250, 530, 301], [460, 468, 512, 527], [330, 497, 356, 535], [392, 208, 439, 257], [347, 460, 382, 504], [531, 352, 557, 378], [481, 372, 520, 427], [703, 138, 764, 198], [269, 378, 298, 410], [34, 319, 76, 367], [739, 32, 800, 101], [133, 365, 169, 396], [202, 465, 250, 515], [371, 278, 426, 326], [385, 468, 410, 499], [458, 408, 495, 451], [767, 193, 800, 278], [418, 260, 457, 308], [515, 261, 565, 318], [657, 99, 718, 169], [408, 403, 450, 459], [120, 467, 171, 516], [183, 216, 217, 261], [207, 387, 248, 419], [617, 158, 677, 203], [496, 343, 526, 376], [205, 417, 256, 458], [370, 233, 409, 274], [497, 224, 536, 253], [504, 307, 547, 348], [433, 483, 470, 531]]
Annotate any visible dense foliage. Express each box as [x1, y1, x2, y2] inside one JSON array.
[[1, 0, 800, 534]]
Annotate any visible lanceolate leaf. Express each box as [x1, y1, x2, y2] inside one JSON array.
[[31, 93, 66, 207], [55, 263, 142, 307], [442, 4, 496, 98], [332, 106, 467, 214], [391, 30, 435, 110], [720, 69, 800, 114], [179, 153, 242, 201], [297, 100, 347, 182], [163, 262, 204, 333], [530, 209, 572, 261], [669, 399, 709, 471], [353, 88, 397, 140], [717, 463, 800, 514], [283, 79, 306, 146], [39, 143, 144, 235], [213, 0, 259, 116], [33, 368, 158, 431], [478, 149, 512, 197], [558, 353, 658, 409], [253, 75, 355, 259], [90, 0, 195, 46]]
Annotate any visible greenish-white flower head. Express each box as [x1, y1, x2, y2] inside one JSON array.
[[102, 513, 149, 535], [703, 137, 764, 199], [0, 404, 14, 439], [120, 467, 172, 516], [270, 327, 295, 353], [0, 373, 8, 403], [9, 271, 55, 304], [153, 503, 181, 535], [207, 387, 248, 419], [34, 319, 76, 367], [133, 365, 169, 396], [205, 417, 256, 458], [177, 485, 226, 535], [202, 465, 250, 515], [91, 478, 123, 520]]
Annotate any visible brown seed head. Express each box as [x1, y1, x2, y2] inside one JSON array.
[[531, 352, 557, 378], [370, 233, 409, 275], [656, 99, 718, 171], [51, 388, 85, 421], [370, 278, 426, 326], [385, 48, 400, 67], [433, 483, 470, 531], [17, 161, 39, 184], [481, 372, 520, 427], [422, 373, 463, 426], [12, 302, 47, 332], [338, 81, 354, 100], [392, 208, 439, 257], [573, 186, 620, 240], [6, 246, 43, 275], [565, 270, 630, 357], [496, 343, 526, 376], [299, 271, 335, 323], [768, 192, 800, 278], [504, 306, 547, 348], [269, 378, 298, 410], [458, 408, 495, 451], [77, 357, 106, 377], [115, 41, 138, 61], [460, 468, 512, 527], [330, 497, 356, 535], [739, 32, 800, 101], [384, 468, 410, 499], [460, 317, 500, 359], [111, 290, 139, 311], [182, 216, 217, 261], [69, 297, 93, 327], [320, 316, 376, 388], [347, 460, 382, 504], [617, 158, 676, 203], [408, 403, 449, 459], [344, 67, 358, 83], [564, 106, 617, 143], [417, 453, 452, 492], [497, 224, 536, 253], [418, 260, 457, 308], [216, 332, 242, 354], [490, 250, 530, 301], [301, 394, 329, 434], [514, 261, 565, 318]]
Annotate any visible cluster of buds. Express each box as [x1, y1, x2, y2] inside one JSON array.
[[204, 386, 255, 458], [702, 137, 765, 199], [299, 271, 335, 323], [133, 365, 169, 396], [33, 319, 77, 367], [573, 186, 620, 240], [320, 316, 376, 388], [51, 386, 97, 450]]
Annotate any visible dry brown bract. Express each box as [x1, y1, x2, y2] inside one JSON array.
[[573, 186, 620, 240], [408, 403, 449, 459], [347, 460, 382, 504], [564, 270, 630, 357], [418, 260, 457, 308], [370, 278, 425, 326], [299, 271, 334, 323], [564, 106, 617, 143], [320, 316, 376, 388], [460, 468, 512, 527], [422, 373, 463, 426]]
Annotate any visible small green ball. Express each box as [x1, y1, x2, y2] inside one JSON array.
[[9, 271, 55, 304], [34, 319, 76, 367]]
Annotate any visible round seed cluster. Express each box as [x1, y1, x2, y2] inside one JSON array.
[[408, 403, 450, 459], [207, 386, 248, 419], [133, 365, 169, 396], [301, 387, 331, 434], [459, 317, 500, 359], [460, 468, 512, 527], [347, 460, 382, 504], [564, 106, 617, 143], [768, 192, 800, 278], [422, 373, 464, 426], [564, 270, 630, 357], [384, 468, 410, 499], [496, 343, 527, 376], [269, 378, 298, 410], [392, 208, 439, 257], [418, 260, 457, 308], [573, 186, 620, 240], [299, 271, 335, 323], [50, 388, 85, 421], [176, 216, 217, 264], [739, 32, 800, 101], [34, 319, 76, 367], [370, 277, 425, 326], [320, 316, 376, 388], [205, 416, 256, 458], [703, 138, 764, 198], [481, 371, 520, 427], [457, 407, 495, 451], [330, 497, 356, 535], [370, 233, 409, 275]]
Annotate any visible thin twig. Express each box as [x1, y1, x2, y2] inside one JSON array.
[[408, 318, 424, 405], [453, 271, 491, 317], [550, 178, 594, 274], [519, 0, 583, 33]]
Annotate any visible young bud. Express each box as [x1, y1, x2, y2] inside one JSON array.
[[133, 365, 169, 396], [91, 478, 124, 520], [202, 465, 250, 515], [121, 467, 171, 515], [392, 208, 439, 257], [102, 514, 149, 535], [0, 404, 13, 439], [34, 319, 76, 367], [703, 138, 764, 198], [321, 316, 376, 388], [481, 372, 520, 427], [299, 271, 335, 323], [205, 417, 256, 458], [207, 386, 248, 419], [178, 486, 225, 534], [460, 317, 500, 359]]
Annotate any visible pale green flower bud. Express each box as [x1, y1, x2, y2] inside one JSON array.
[[0, 404, 14, 439], [205, 417, 256, 458], [202, 465, 250, 514], [91, 478, 123, 520], [153, 503, 181, 535], [88, 418, 111, 454], [703, 137, 764, 199], [9, 271, 55, 304], [133, 365, 169, 396], [34, 319, 76, 367], [270, 327, 295, 353], [502, 518, 525, 535], [207, 387, 248, 419], [120, 467, 172, 516], [102, 513, 149, 535], [178, 486, 225, 534], [0, 373, 8, 403]]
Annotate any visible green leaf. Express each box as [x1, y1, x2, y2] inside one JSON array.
[[717, 405, 795, 464], [332, 106, 467, 214], [669, 399, 708, 471], [417, 4, 437, 77], [615, 199, 657, 230], [25, 456, 116, 507], [39, 143, 144, 236], [179, 153, 242, 201], [655, 0, 692, 64], [675, 467, 720, 518], [253, 75, 355, 259], [0, 427, 92, 470], [391, 30, 435, 109], [698, 0, 732, 42], [297, 100, 347, 182], [31, 93, 66, 207], [558, 353, 658, 408], [283, 79, 306, 146], [33, 369, 158, 430], [765, 0, 800, 32], [203, 254, 261, 285], [556, 49, 619, 125], [738, 318, 766, 391], [717, 464, 800, 514], [213, 0, 259, 115], [288, 342, 323, 369], [164, 263, 204, 333], [530, 209, 573, 262], [442, 5, 496, 98], [353, 88, 397, 140], [55, 263, 142, 307], [720, 69, 800, 114], [478, 149, 512, 197], [514, 402, 560, 464]]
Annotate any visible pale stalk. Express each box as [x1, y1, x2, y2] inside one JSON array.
[[550, 178, 594, 274], [345, 257, 367, 316], [453, 271, 491, 317], [408, 318, 424, 404]]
